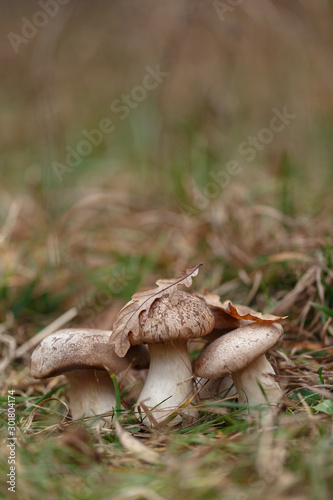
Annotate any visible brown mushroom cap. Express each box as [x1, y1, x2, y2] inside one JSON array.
[[129, 291, 215, 346], [30, 329, 149, 379], [193, 322, 283, 379]]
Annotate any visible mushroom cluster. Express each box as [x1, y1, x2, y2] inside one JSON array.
[[29, 266, 286, 426]]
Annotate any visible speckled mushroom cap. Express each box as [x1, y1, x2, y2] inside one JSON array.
[[193, 322, 283, 379], [129, 291, 215, 345], [30, 329, 149, 379]]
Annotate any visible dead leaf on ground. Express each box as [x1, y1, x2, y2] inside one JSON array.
[[113, 420, 161, 464], [281, 340, 333, 353]]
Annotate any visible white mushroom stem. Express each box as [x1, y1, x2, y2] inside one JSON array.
[[136, 341, 198, 426], [232, 355, 282, 410], [65, 369, 117, 420]]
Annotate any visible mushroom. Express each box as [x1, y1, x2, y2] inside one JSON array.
[[30, 329, 149, 420], [121, 291, 215, 426], [193, 322, 283, 414]]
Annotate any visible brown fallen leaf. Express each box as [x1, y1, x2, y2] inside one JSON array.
[[194, 290, 241, 331], [197, 290, 258, 316], [110, 263, 202, 357], [195, 290, 225, 309], [113, 420, 161, 464], [267, 252, 311, 263], [196, 290, 285, 331], [281, 340, 333, 352], [222, 300, 288, 324]]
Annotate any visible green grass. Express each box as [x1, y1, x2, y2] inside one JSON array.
[[1, 392, 332, 500]]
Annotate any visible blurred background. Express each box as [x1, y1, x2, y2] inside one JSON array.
[[1, 0, 333, 336]]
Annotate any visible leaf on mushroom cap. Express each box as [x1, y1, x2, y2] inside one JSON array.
[[194, 290, 242, 330], [197, 290, 254, 314], [222, 300, 288, 323], [110, 264, 203, 357], [195, 290, 225, 309], [196, 290, 287, 325]]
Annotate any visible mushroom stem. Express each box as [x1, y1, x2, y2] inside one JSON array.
[[196, 375, 236, 401], [136, 341, 198, 426], [232, 355, 282, 411], [66, 369, 117, 420]]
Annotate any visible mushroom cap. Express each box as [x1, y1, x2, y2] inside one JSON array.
[[30, 329, 149, 379], [193, 322, 283, 379], [129, 291, 215, 346]]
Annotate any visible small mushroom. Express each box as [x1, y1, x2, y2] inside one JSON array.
[[30, 329, 149, 420], [126, 291, 215, 426], [193, 323, 283, 414]]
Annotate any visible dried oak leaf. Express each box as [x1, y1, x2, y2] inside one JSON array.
[[110, 263, 202, 357], [197, 290, 287, 324], [221, 300, 287, 323], [194, 290, 251, 330], [195, 290, 224, 309]]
